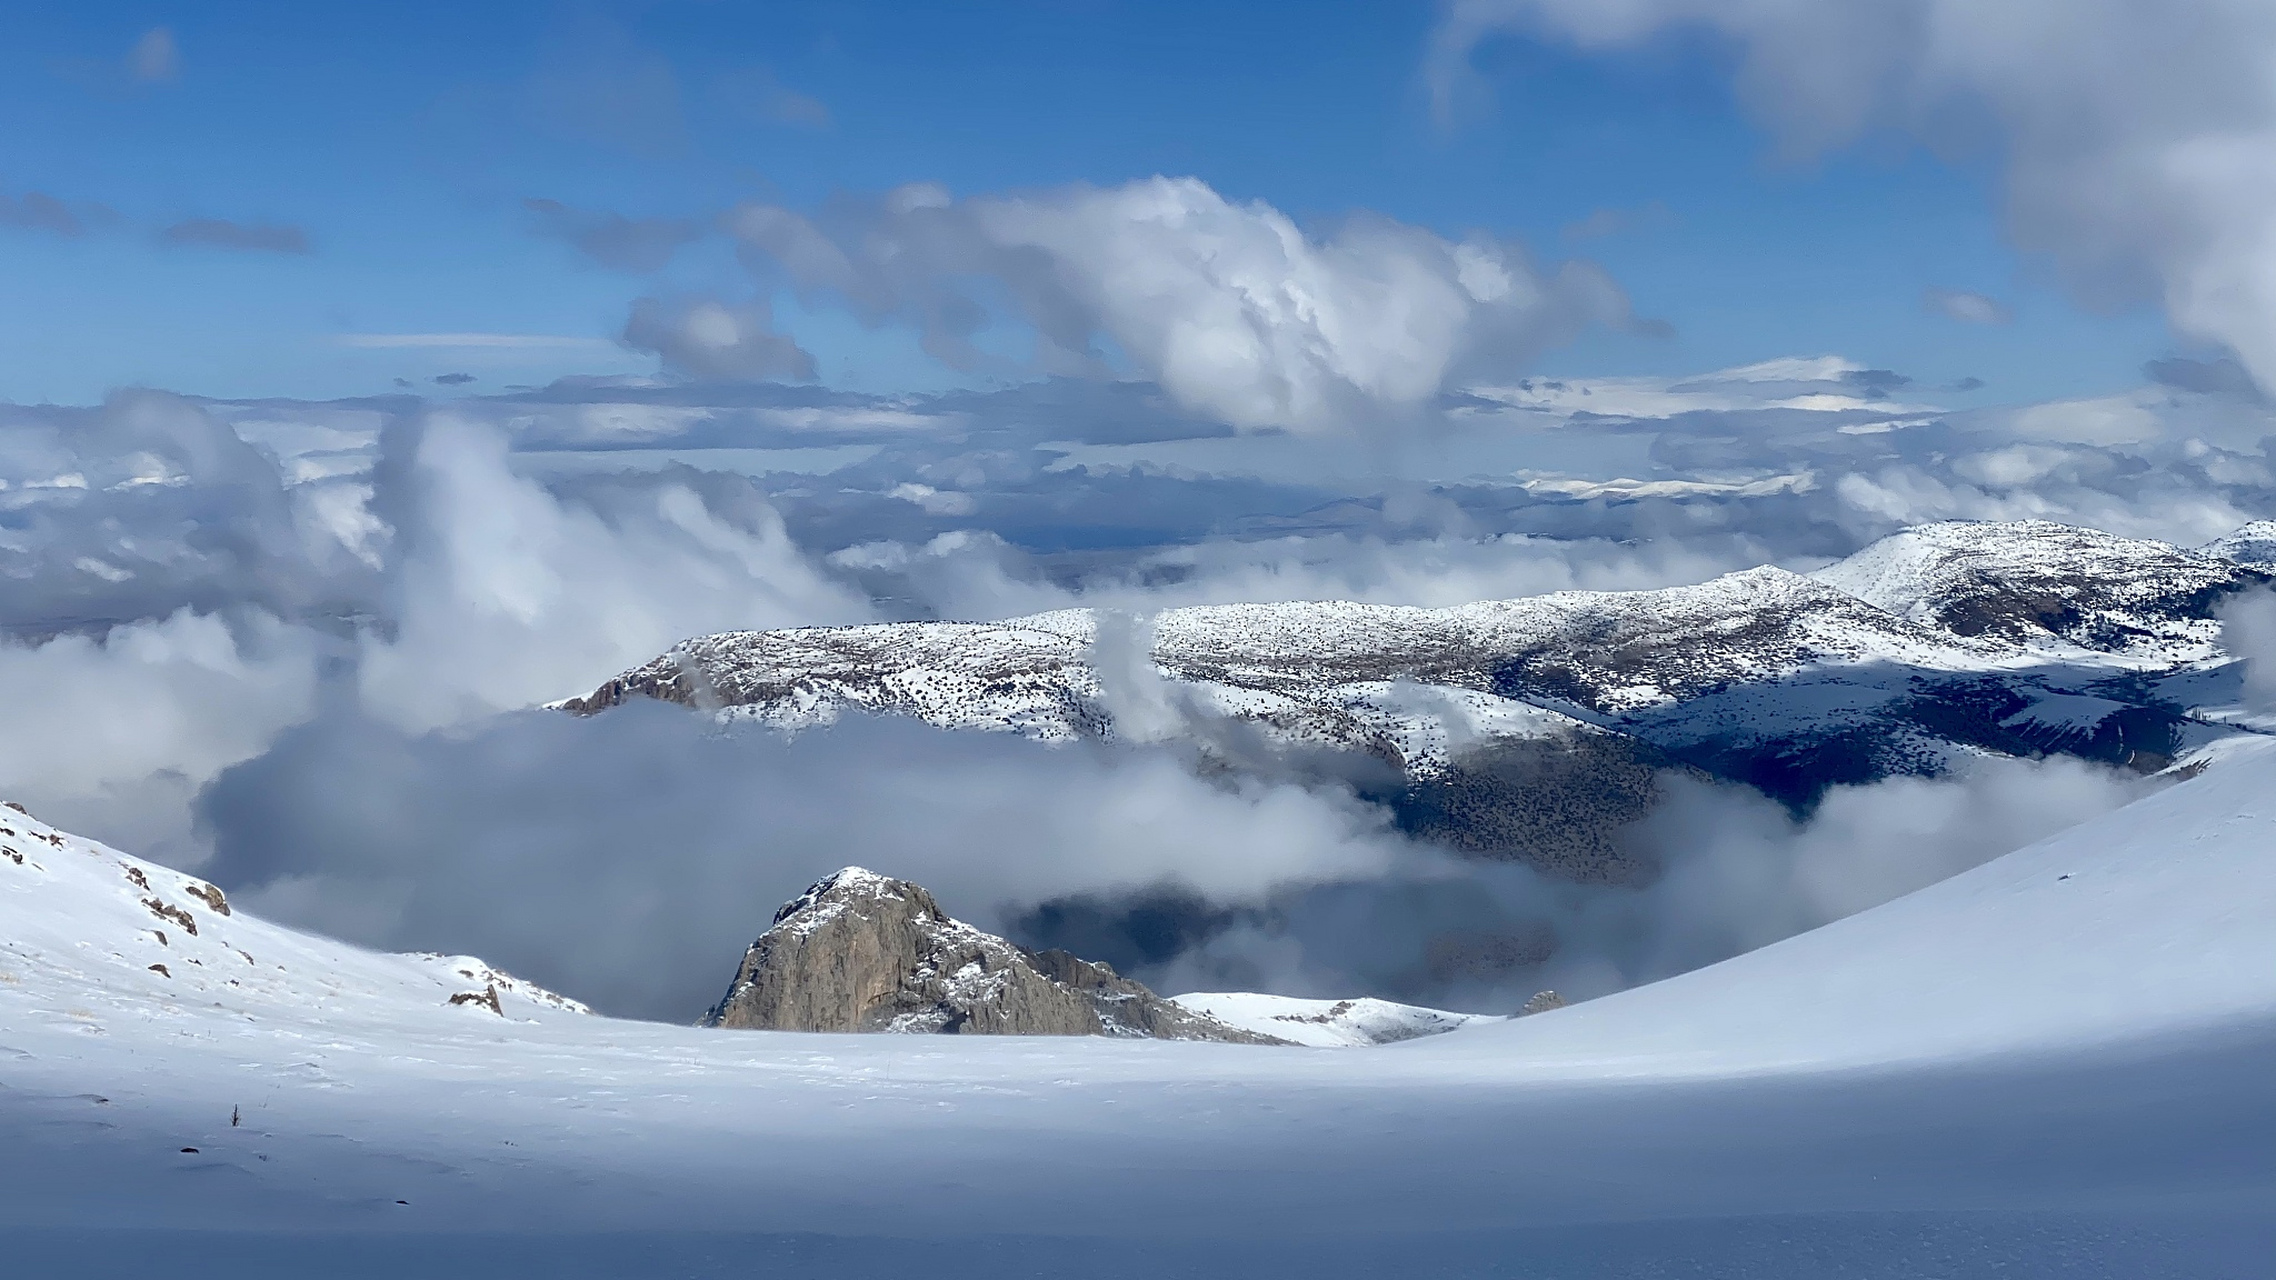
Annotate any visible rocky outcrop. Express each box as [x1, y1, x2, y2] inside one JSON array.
[[1516, 990, 1566, 1016], [704, 868, 1284, 1043], [1021, 946, 1283, 1042]]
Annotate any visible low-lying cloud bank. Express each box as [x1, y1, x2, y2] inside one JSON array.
[[190, 698, 2150, 1021], [198, 706, 1417, 1020], [0, 609, 322, 866], [1039, 754, 2150, 1012]]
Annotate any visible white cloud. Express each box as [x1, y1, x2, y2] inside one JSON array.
[[2219, 587, 2276, 713], [620, 295, 815, 381], [357, 416, 868, 731], [825, 527, 1772, 625], [729, 176, 1639, 433], [1923, 287, 2014, 325], [1435, 0, 2276, 392], [0, 610, 320, 864]]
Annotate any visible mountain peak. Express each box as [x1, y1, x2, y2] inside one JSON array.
[[2206, 520, 2276, 569], [1811, 519, 2261, 659]]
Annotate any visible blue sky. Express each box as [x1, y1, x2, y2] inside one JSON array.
[[0, 1, 2177, 407]]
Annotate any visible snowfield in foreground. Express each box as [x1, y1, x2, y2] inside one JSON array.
[[5, 744, 2276, 1276]]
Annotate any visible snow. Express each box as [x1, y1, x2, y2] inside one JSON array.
[[1809, 519, 2249, 663], [764, 864, 911, 938], [0, 804, 590, 1031], [7, 741, 2276, 1273], [1437, 734, 2276, 1073], [1169, 992, 1504, 1047], [2205, 518, 2276, 567]]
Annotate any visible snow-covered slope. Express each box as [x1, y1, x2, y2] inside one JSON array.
[[2206, 518, 2276, 568], [0, 802, 590, 1034], [1448, 736, 2276, 1071], [6, 748, 2276, 1275], [1168, 991, 1504, 1047]]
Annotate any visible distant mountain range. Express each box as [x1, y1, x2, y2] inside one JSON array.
[[565, 519, 2276, 883]]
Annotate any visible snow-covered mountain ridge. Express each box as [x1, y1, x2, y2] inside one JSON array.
[[563, 520, 2276, 877]]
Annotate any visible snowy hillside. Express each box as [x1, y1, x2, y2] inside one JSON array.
[[0, 802, 590, 1035], [5, 744, 2276, 1275], [2206, 518, 2276, 568], [1808, 519, 2259, 661], [1446, 736, 2276, 1071]]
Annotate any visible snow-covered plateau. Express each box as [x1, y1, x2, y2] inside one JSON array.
[[6, 731, 2276, 1276]]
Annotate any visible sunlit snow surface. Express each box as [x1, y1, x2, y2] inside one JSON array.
[[6, 747, 2276, 1277], [1170, 991, 1505, 1046]]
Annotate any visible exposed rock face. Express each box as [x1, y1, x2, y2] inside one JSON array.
[[704, 868, 1284, 1043], [1021, 946, 1280, 1041]]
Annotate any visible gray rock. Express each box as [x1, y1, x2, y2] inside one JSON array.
[[1517, 990, 1567, 1017], [1023, 946, 1282, 1041], [705, 868, 1285, 1043]]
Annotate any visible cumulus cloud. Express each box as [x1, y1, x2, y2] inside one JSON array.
[[357, 415, 866, 730], [1923, 287, 2014, 325], [1435, 0, 2276, 394], [0, 390, 361, 631], [199, 706, 1413, 1020], [729, 176, 1640, 432], [621, 295, 816, 381], [158, 218, 312, 254], [0, 610, 320, 866]]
